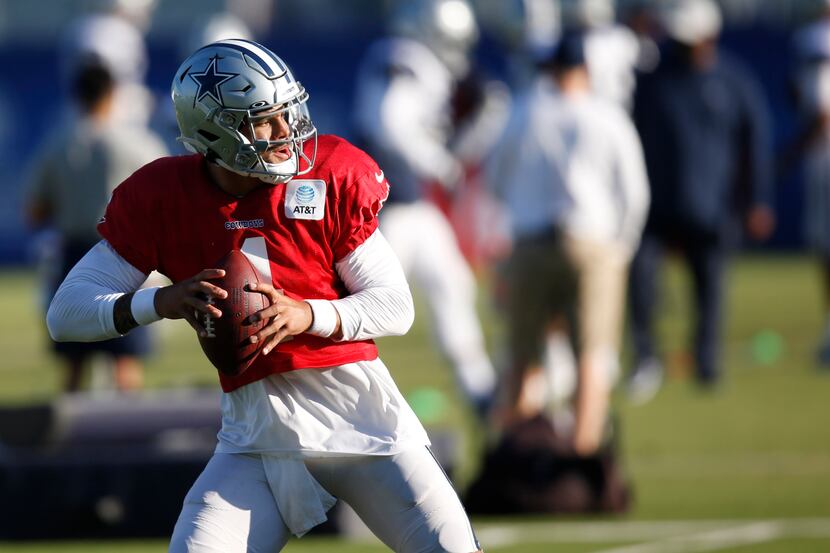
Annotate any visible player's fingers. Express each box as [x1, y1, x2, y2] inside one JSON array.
[[250, 314, 284, 344], [248, 281, 282, 303], [184, 296, 222, 318], [194, 281, 227, 299], [262, 332, 282, 355], [248, 304, 280, 325]]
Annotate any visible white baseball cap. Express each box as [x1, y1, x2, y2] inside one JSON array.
[[660, 0, 722, 45]]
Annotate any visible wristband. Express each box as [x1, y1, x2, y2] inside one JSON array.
[[131, 287, 163, 326]]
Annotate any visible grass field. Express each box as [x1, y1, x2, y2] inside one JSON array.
[[1, 254, 829, 552]]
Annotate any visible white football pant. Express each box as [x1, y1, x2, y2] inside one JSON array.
[[169, 446, 480, 553]]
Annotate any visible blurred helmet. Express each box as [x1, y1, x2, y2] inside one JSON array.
[[481, 0, 560, 58], [171, 39, 316, 184], [391, 0, 479, 76], [659, 0, 722, 45], [89, 0, 157, 30], [182, 13, 254, 61], [61, 13, 148, 85], [561, 0, 616, 30]]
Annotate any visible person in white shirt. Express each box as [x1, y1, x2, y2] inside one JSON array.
[[24, 62, 168, 392], [488, 32, 650, 455]]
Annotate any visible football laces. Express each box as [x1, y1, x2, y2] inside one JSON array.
[[200, 296, 217, 338]]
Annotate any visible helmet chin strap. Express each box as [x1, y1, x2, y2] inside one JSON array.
[[257, 173, 294, 184], [259, 155, 298, 183], [216, 151, 299, 184], [212, 158, 285, 184]]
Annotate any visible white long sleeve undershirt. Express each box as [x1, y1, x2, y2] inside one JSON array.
[[47, 240, 147, 341], [46, 229, 414, 343]]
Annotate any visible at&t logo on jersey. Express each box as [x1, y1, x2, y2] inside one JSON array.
[[285, 180, 326, 220], [296, 184, 315, 204]]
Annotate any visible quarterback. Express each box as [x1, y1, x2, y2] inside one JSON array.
[[46, 39, 482, 553]]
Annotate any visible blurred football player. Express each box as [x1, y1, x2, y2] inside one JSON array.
[[353, 0, 497, 418], [478, 0, 562, 88], [46, 39, 482, 552]]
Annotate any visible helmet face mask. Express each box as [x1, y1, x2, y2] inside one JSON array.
[[171, 39, 317, 183], [222, 94, 316, 181]]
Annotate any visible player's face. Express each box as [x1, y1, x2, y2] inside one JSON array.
[[245, 107, 293, 164]]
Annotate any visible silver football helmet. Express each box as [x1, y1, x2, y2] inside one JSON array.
[[561, 0, 615, 29], [171, 39, 316, 183], [391, 0, 479, 77]]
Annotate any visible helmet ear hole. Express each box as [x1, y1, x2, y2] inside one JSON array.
[[198, 129, 221, 142]]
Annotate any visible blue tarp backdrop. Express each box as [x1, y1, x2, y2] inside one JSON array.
[[0, 23, 806, 264]]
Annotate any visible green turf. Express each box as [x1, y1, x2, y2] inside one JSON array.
[[719, 540, 830, 552], [1, 254, 829, 551]]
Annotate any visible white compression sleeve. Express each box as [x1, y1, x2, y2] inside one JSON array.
[[47, 240, 151, 341], [305, 230, 414, 341]]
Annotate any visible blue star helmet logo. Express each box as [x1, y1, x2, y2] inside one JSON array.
[[189, 55, 237, 108]]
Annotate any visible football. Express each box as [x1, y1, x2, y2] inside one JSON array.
[[197, 250, 271, 376]]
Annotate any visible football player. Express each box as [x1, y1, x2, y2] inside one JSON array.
[[353, 0, 497, 418], [46, 39, 482, 553]]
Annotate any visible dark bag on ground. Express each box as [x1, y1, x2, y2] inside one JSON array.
[[464, 415, 632, 514]]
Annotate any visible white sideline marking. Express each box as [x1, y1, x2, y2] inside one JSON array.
[[471, 519, 830, 551], [590, 522, 781, 553]]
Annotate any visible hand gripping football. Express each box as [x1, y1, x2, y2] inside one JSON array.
[[197, 250, 271, 376]]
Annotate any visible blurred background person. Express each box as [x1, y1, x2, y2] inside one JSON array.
[[442, 66, 512, 270], [487, 32, 650, 455], [561, 0, 642, 111], [788, 0, 830, 367], [59, 0, 157, 127], [529, 0, 645, 414], [23, 61, 168, 393], [626, 0, 775, 402], [478, 0, 562, 90], [353, 0, 497, 418], [619, 0, 664, 76]]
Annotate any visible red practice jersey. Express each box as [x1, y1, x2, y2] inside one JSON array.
[[98, 135, 391, 392]]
